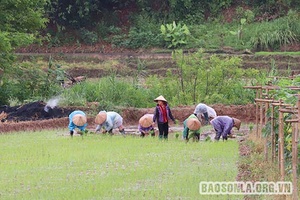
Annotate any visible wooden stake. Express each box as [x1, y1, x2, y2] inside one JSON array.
[[278, 100, 285, 181], [264, 101, 269, 161], [271, 105, 275, 162], [259, 101, 263, 138], [291, 96, 299, 200]]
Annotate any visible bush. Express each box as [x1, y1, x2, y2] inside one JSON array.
[[160, 21, 191, 48], [95, 22, 121, 39], [111, 28, 162, 49], [78, 28, 98, 45]]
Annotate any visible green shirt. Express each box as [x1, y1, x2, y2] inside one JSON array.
[[182, 114, 200, 139]]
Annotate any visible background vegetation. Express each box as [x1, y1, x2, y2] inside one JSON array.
[[42, 0, 300, 50], [1, 0, 300, 106], [1, 51, 265, 108]]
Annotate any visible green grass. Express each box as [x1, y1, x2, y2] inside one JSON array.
[[0, 130, 242, 199], [255, 51, 300, 56]]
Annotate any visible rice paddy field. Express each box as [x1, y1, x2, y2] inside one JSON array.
[[0, 130, 242, 200]]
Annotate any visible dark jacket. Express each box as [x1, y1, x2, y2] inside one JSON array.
[[153, 104, 175, 124]]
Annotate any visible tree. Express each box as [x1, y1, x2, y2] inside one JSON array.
[[0, 0, 48, 105]]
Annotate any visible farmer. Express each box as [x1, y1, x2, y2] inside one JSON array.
[[210, 116, 241, 141], [194, 103, 217, 124], [138, 114, 155, 137], [95, 111, 125, 135], [153, 95, 176, 140], [68, 110, 88, 137], [182, 114, 201, 142]]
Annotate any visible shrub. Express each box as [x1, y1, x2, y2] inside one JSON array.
[[78, 28, 98, 45], [160, 21, 191, 48], [249, 13, 300, 51]]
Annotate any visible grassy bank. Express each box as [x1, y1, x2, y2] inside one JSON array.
[[0, 130, 240, 199]]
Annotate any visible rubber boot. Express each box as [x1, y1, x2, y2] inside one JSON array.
[[150, 129, 155, 137], [120, 129, 125, 135], [214, 132, 221, 141], [70, 130, 74, 137]]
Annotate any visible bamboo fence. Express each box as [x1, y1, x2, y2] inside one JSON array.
[[244, 85, 299, 200]]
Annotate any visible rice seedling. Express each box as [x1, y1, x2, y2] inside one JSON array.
[[0, 130, 241, 199]]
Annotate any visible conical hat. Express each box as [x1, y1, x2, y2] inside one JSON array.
[[72, 114, 87, 126], [95, 112, 107, 124], [154, 95, 167, 102], [139, 115, 153, 128], [232, 118, 241, 130], [187, 118, 201, 131]]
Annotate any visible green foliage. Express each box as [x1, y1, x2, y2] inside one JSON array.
[[249, 12, 300, 51], [111, 28, 162, 49], [0, 0, 48, 105], [169, 50, 257, 105], [110, 13, 163, 48], [0, 0, 47, 52], [0, 56, 66, 105], [235, 6, 255, 23], [160, 21, 191, 48], [230, 18, 247, 43], [260, 65, 300, 173], [46, 0, 102, 28], [78, 28, 98, 45], [208, 0, 233, 17], [95, 22, 121, 39], [60, 75, 154, 108]]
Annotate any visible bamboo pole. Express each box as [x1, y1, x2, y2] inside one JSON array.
[[254, 89, 262, 138], [259, 101, 263, 138], [278, 100, 285, 181], [264, 101, 269, 161], [292, 95, 299, 200], [271, 104, 275, 162], [255, 99, 273, 139]]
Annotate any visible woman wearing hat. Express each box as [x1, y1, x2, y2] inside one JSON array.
[[68, 110, 88, 137], [153, 95, 176, 139], [138, 114, 155, 137], [182, 114, 201, 142], [210, 116, 241, 141], [95, 111, 125, 135]]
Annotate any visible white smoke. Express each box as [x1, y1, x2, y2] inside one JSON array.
[[44, 97, 61, 112]]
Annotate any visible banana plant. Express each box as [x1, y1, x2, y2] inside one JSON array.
[[160, 21, 191, 48], [230, 18, 246, 41]]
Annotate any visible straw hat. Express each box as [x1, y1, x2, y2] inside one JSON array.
[[187, 118, 201, 131], [139, 115, 153, 128], [72, 114, 87, 126], [154, 95, 167, 102], [232, 118, 241, 130], [95, 111, 107, 124]]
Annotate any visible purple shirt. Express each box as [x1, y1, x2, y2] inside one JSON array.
[[210, 116, 234, 137], [153, 104, 175, 124], [138, 124, 154, 133]]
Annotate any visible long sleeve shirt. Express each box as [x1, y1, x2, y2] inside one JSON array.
[[153, 104, 175, 124], [182, 114, 200, 139], [68, 110, 87, 131], [95, 111, 123, 132], [193, 103, 208, 115], [210, 116, 234, 137]]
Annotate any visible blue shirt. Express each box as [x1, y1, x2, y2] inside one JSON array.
[[68, 110, 87, 131]]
